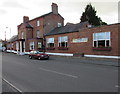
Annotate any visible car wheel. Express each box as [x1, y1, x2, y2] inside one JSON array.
[[38, 57, 41, 60], [29, 56, 32, 59]]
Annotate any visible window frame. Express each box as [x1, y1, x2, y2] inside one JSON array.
[[58, 36, 68, 48], [29, 42, 35, 50], [38, 42, 42, 49], [21, 32, 24, 39], [93, 32, 111, 47], [37, 20, 40, 26], [46, 38, 55, 48], [58, 23, 62, 27], [36, 30, 40, 38]]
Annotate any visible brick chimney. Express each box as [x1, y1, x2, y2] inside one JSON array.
[[51, 3, 58, 14], [23, 16, 29, 23]]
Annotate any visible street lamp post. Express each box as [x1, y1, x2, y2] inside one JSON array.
[[5, 27, 8, 41], [4, 30, 6, 41], [6, 27, 12, 51]]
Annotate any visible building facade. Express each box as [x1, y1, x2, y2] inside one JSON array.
[[17, 3, 64, 54], [0, 40, 6, 51], [45, 23, 120, 58], [6, 3, 120, 59], [0, 40, 3, 51], [6, 35, 18, 53]]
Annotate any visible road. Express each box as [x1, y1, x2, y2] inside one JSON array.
[[2, 52, 119, 92]]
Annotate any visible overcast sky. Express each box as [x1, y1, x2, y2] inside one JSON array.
[[0, 0, 119, 40]]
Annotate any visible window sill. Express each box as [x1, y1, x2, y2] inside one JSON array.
[[46, 47, 55, 50], [93, 47, 112, 51], [58, 47, 68, 50]]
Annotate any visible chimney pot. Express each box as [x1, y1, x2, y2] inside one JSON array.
[[51, 3, 58, 14], [23, 16, 29, 23]]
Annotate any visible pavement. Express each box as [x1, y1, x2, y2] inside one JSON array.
[[49, 55, 119, 67]]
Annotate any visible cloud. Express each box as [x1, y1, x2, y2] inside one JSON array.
[[1, 0, 28, 9], [0, 9, 7, 15]]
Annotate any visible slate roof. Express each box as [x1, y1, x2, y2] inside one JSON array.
[[45, 22, 88, 36], [23, 23, 33, 28], [7, 35, 18, 42]]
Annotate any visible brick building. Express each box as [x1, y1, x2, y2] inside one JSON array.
[[17, 3, 64, 54], [7, 35, 18, 53], [0, 40, 3, 51], [6, 3, 120, 59], [45, 23, 120, 59]]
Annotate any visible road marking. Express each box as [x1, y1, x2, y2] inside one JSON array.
[[38, 67, 78, 78], [2, 78, 23, 93]]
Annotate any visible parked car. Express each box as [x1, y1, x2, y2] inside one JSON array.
[[29, 51, 49, 60]]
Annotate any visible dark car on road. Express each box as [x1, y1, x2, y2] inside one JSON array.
[[29, 51, 49, 60]]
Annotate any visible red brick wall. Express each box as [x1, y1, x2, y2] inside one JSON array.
[[7, 42, 16, 51], [46, 24, 120, 56], [18, 13, 64, 52], [44, 14, 64, 34], [29, 17, 44, 38], [27, 39, 43, 52]]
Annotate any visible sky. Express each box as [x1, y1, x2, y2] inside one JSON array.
[[0, 0, 119, 40]]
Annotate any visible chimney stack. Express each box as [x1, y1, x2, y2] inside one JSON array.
[[51, 3, 58, 14], [23, 16, 29, 23]]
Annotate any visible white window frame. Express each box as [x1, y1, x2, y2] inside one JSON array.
[[36, 30, 40, 38], [58, 36, 68, 47], [38, 42, 42, 48], [21, 32, 24, 39], [93, 32, 111, 47], [12, 43, 14, 48], [46, 38, 54, 48], [37, 20, 40, 26], [58, 23, 62, 27]]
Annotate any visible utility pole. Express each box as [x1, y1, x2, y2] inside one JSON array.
[[5, 27, 8, 41], [5, 30, 6, 41]]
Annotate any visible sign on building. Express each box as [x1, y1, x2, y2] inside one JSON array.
[[72, 38, 88, 43]]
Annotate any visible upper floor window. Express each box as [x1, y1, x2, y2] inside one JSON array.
[[46, 38, 54, 48], [58, 36, 68, 47], [58, 23, 62, 27], [21, 32, 24, 39], [93, 32, 111, 47], [37, 20, 40, 26], [36, 30, 40, 38]]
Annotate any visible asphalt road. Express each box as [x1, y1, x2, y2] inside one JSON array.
[[2, 52, 119, 92]]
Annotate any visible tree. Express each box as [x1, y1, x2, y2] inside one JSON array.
[[80, 3, 107, 26]]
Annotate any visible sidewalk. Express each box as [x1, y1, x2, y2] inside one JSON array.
[[50, 55, 119, 67]]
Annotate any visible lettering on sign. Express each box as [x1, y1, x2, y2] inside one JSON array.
[[72, 38, 88, 43]]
